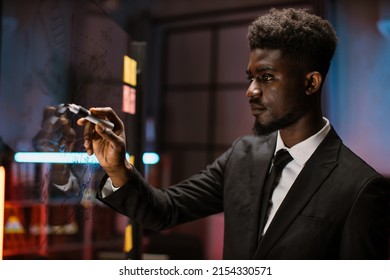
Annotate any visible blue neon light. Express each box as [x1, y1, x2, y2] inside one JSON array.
[[14, 152, 101, 164], [14, 152, 159, 165], [142, 152, 160, 165]]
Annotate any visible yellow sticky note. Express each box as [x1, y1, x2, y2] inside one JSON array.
[[123, 55, 137, 86]]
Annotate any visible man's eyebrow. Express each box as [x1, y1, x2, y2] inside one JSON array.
[[246, 65, 275, 75], [256, 65, 275, 72]]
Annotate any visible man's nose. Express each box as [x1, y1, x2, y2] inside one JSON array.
[[246, 83, 261, 98]]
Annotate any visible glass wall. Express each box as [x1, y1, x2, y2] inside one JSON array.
[[0, 0, 135, 259]]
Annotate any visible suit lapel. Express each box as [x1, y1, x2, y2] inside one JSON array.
[[252, 128, 341, 259], [248, 133, 277, 256]]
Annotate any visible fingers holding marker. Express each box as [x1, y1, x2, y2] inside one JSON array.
[[76, 106, 126, 156], [95, 122, 125, 152], [89, 107, 124, 131], [75, 106, 120, 130], [93, 107, 126, 152], [68, 104, 115, 130]]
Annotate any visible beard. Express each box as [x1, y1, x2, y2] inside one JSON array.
[[252, 112, 300, 136]]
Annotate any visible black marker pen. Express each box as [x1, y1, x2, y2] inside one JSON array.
[[67, 104, 115, 130]]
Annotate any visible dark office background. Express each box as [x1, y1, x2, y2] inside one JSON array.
[[1, 0, 390, 259]]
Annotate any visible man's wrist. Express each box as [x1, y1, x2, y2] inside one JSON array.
[[107, 160, 134, 188]]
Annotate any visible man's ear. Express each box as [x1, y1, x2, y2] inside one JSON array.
[[305, 71, 322, 95]]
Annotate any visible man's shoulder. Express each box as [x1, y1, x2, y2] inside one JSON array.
[[319, 127, 383, 179], [232, 133, 277, 150], [215, 134, 276, 164], [337, 142, 385, 179]]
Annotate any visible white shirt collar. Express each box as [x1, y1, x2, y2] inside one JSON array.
[[275, 118, 331, 167]]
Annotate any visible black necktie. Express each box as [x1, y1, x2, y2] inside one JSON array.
[[258, 149, 293, 239]]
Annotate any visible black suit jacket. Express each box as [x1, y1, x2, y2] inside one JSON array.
[[98, 128, 390, 259]]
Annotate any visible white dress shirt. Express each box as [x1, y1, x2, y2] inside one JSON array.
[[262, 118, 331, 234]]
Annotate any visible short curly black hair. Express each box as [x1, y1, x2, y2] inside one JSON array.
[[248, 8, 338, 78]]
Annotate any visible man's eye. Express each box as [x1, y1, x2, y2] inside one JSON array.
[[247, 76, 254, 83], [261, 74, 274, 81], [247, 74, 274, 83]]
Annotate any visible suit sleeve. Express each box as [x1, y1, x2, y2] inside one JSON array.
[[340, 176, 390, 259], [96, 141, 238, 231]]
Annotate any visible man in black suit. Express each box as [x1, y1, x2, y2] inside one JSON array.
[[78, 8, 390, 259]]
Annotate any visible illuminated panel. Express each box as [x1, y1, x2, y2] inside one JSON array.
[[14, 152, 158, 165], [123, 55, 137, 87], [142, 153, 160, 165], [0, 166, 5, 260], [122, 85, 136, 115], [123, 224, 133, 253], [15, 152, 102, 164]]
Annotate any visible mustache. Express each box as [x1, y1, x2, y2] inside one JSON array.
[[249, 96, 264, 106]]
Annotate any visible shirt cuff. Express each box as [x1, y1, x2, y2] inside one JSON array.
[[101, 177, 120, 198]]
